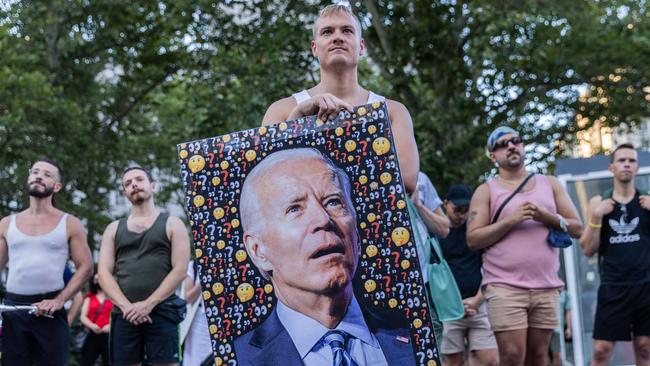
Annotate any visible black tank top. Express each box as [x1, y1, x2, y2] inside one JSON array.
[[114, 213, 172, 306], [599, 191, 650, 284]]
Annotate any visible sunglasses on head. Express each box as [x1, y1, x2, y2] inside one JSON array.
[[492, 135, 522, 151]]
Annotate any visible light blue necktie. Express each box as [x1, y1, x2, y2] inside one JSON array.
[[323, 330, 359, 366]]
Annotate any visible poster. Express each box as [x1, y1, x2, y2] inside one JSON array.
[[178, 102, 439, 366]]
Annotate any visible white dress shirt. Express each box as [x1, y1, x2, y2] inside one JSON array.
[[276, 297, 389, 366]]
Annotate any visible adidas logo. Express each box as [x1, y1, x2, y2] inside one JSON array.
[[609, 216, 640, 244]]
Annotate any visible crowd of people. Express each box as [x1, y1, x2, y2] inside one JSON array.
[[1, 4, 649, 366]]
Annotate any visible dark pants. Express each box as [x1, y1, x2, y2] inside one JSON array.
[[80, 332, 110, 366], [1, 291, 69, 366]]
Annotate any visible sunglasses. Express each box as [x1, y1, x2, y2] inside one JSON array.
[[454, 206, 469, 214], [492, 136, 523, 151]]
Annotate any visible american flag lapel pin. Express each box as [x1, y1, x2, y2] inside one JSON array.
[[396, 335, 410, 344]]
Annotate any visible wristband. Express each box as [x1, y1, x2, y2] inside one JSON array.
[[588, 222, 602, 228]]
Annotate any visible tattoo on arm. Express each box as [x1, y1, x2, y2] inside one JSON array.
[[467, 211, 478, 224]]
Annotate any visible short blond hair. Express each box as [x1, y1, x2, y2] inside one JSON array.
[[312, 4, 363, 38]]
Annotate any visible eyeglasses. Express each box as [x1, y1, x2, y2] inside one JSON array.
[[492, 136, 523, 151], [28, 168, 55, 179]]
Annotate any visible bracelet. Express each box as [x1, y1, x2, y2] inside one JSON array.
[[588, 222, 602, 228]]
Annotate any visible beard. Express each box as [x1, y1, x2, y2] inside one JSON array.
[[27, 183, 54, 198], [127, 190, 150, 204]]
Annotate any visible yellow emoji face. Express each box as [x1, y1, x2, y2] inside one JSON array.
[[372, 102, 381, 109], [231, 218, 240, 228], [400, 259, 411, 270], [396, 200, 406, 210], [366, 244, 378, 257], [263, 284, 273, 294], [235, 250, 247, 262], [367, 213, 376, 223], [215, 357, 224, 366], [216, 240, 226, 249], [344, 140, 357, 152], [279, 122, 288, 131], [236, 283, 254, 302], [316, 118, 325, 127], [359, 175, 368, 184], [335, 127, 344, 136], [211, 176, 221, 186], [195, 249, 203, 258], [202, 291, 211, 301], [213, 207, 225, 219], [367, 125, 377, 134], [212, 282, 224, 295], [245, 150, 257, 162], [388, 298, 398, 308], [357, 107, 367, 116], [193, 195, 205, 207], [391, 227, 410, 246], [427, 361, 437, 366], [209, 324, 218, 335], [347, 155, 354, 162], [188, 155, 206, 173], [364, 279, 377, 292], [259, 126, 267, 135], [219, 160, 229, 170], [222, 135, 231, 143], [372, 137, 391, 156], [179, 150, 188, 159], [380, 172, 392, 185], [413, 318, 423, 329]]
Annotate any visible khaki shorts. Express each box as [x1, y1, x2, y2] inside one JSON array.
[[483, 284, 560, 332], [441, 303, 497, 354]]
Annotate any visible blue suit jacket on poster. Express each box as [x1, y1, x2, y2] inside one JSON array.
[[233, 306, 416, 366]]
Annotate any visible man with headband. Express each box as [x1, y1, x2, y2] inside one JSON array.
[[466, 127, 582, 366]]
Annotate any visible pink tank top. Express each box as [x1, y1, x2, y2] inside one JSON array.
[[483, 175, 563, 289]]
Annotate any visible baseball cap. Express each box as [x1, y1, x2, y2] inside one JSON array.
[[445, 184, 472, 207], [486, 126, 518, 152]]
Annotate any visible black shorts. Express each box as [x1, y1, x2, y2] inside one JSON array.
[[110, 310, 180, 365], [1, 291, 69, 366], [593, 282, 650, 341]]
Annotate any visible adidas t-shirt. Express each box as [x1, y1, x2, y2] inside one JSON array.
[[600, 190, 650, 285]]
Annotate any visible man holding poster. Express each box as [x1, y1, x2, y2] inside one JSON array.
[[235, 147, 415, 366], [262, 4, 419, 194]]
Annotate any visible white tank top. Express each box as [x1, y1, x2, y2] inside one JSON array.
[[6, 214, 69, 295], [292, 89, 386, 104]]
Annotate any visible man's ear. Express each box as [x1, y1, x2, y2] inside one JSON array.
[[311, 39, 318, 58], [608, 163, 615, 175], [359, 37, 366, 56], [53, 182, 63, 193], [243, 231, 274, 273], [151, 180, 158, 193]]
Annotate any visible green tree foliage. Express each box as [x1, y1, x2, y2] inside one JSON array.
[[1, 1, 649, 244]]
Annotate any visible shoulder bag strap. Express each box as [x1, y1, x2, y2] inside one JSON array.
[[92, 297, 108, 323], [491, 173, 535, 225]]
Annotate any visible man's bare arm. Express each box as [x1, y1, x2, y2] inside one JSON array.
[[123, 216, 190, 323], [0, 217, 9, 272], [98, 221, 132, 311], [262, 97, 296, 126], [466, 184, 528, 250], [34, 216, 92, 315], [386, 99, 419, 193], [414, 201, 450, 238], [549, 176, 583, 238], [579, 195, 613, 257]]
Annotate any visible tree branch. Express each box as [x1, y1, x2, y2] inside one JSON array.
[[363, 0, 392, 59]]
